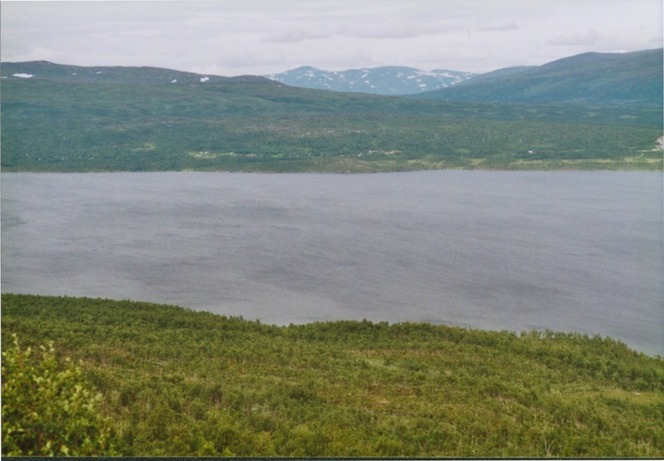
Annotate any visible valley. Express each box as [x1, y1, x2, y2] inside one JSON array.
[[1, 49, 662, 173], [2, 0, 662, 455]]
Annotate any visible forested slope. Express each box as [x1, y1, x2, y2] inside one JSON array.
[[1, 61, 662, 172], [2, 294, 663, 457]]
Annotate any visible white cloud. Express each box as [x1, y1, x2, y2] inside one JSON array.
[[480, 22, 519, 32], [549, 29, 600, 47], [1, 0, 661, 75], [263, 28, 334, 44]]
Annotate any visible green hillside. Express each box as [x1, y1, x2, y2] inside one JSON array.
[[1, 61, 662, 172], [422, 48, 663, 107], [1, 60, 226, 85], [3, 294, 663, 457]]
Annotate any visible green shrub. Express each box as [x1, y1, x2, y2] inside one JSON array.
[[1, 334, 114, 455], [2, 294, 663, 456]]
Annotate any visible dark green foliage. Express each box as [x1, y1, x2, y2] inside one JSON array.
[[2, 293, 663, 457], [1, 61, 661, 172]]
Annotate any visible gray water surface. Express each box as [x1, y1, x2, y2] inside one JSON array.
[[2, 171, 662, 355]]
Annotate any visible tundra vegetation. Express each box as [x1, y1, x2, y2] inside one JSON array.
[[2, 294, 663, 457], [1, 70, 662, 172]]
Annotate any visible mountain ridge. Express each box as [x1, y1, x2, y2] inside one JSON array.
[[3, 48, 660, 105], [419, 48, 663, 106], [0, 60, 280, 86], [264, 65, 476, 95]]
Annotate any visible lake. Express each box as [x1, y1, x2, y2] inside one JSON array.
[[2, 171, 662, 355]]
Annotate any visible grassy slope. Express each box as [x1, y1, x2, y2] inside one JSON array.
[[1, 75, 662, 172], [2, 294, 663, 457]]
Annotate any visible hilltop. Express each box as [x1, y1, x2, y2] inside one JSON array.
[[421, 48, 663, 107], [1, 60, 277, 86]]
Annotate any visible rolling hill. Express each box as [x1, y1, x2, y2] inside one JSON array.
[[1, 54, 661, 172], [0, 60, 277, 86], [420, 48, 663, 107]]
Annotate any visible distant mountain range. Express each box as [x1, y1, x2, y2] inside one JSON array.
[[2, 48, 660, 106], [422, 48, 663, 106], [264, 66, 476, 95], [261, 49, 662, 105], [0, 61, 474, 95], [1, 49, 661, 173]]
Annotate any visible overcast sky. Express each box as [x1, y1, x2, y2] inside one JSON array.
[[1, 0, 662, 76]]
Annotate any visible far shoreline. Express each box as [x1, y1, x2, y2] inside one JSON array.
[[2, 158, 662, 174]]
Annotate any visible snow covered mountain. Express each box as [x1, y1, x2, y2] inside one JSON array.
[[265, 66, 476, 95]]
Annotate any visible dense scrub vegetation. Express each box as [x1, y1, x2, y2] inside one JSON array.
[[1, 75, 662, 172], [2, 294, 663, 457], [2, 334, 114, 455]]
